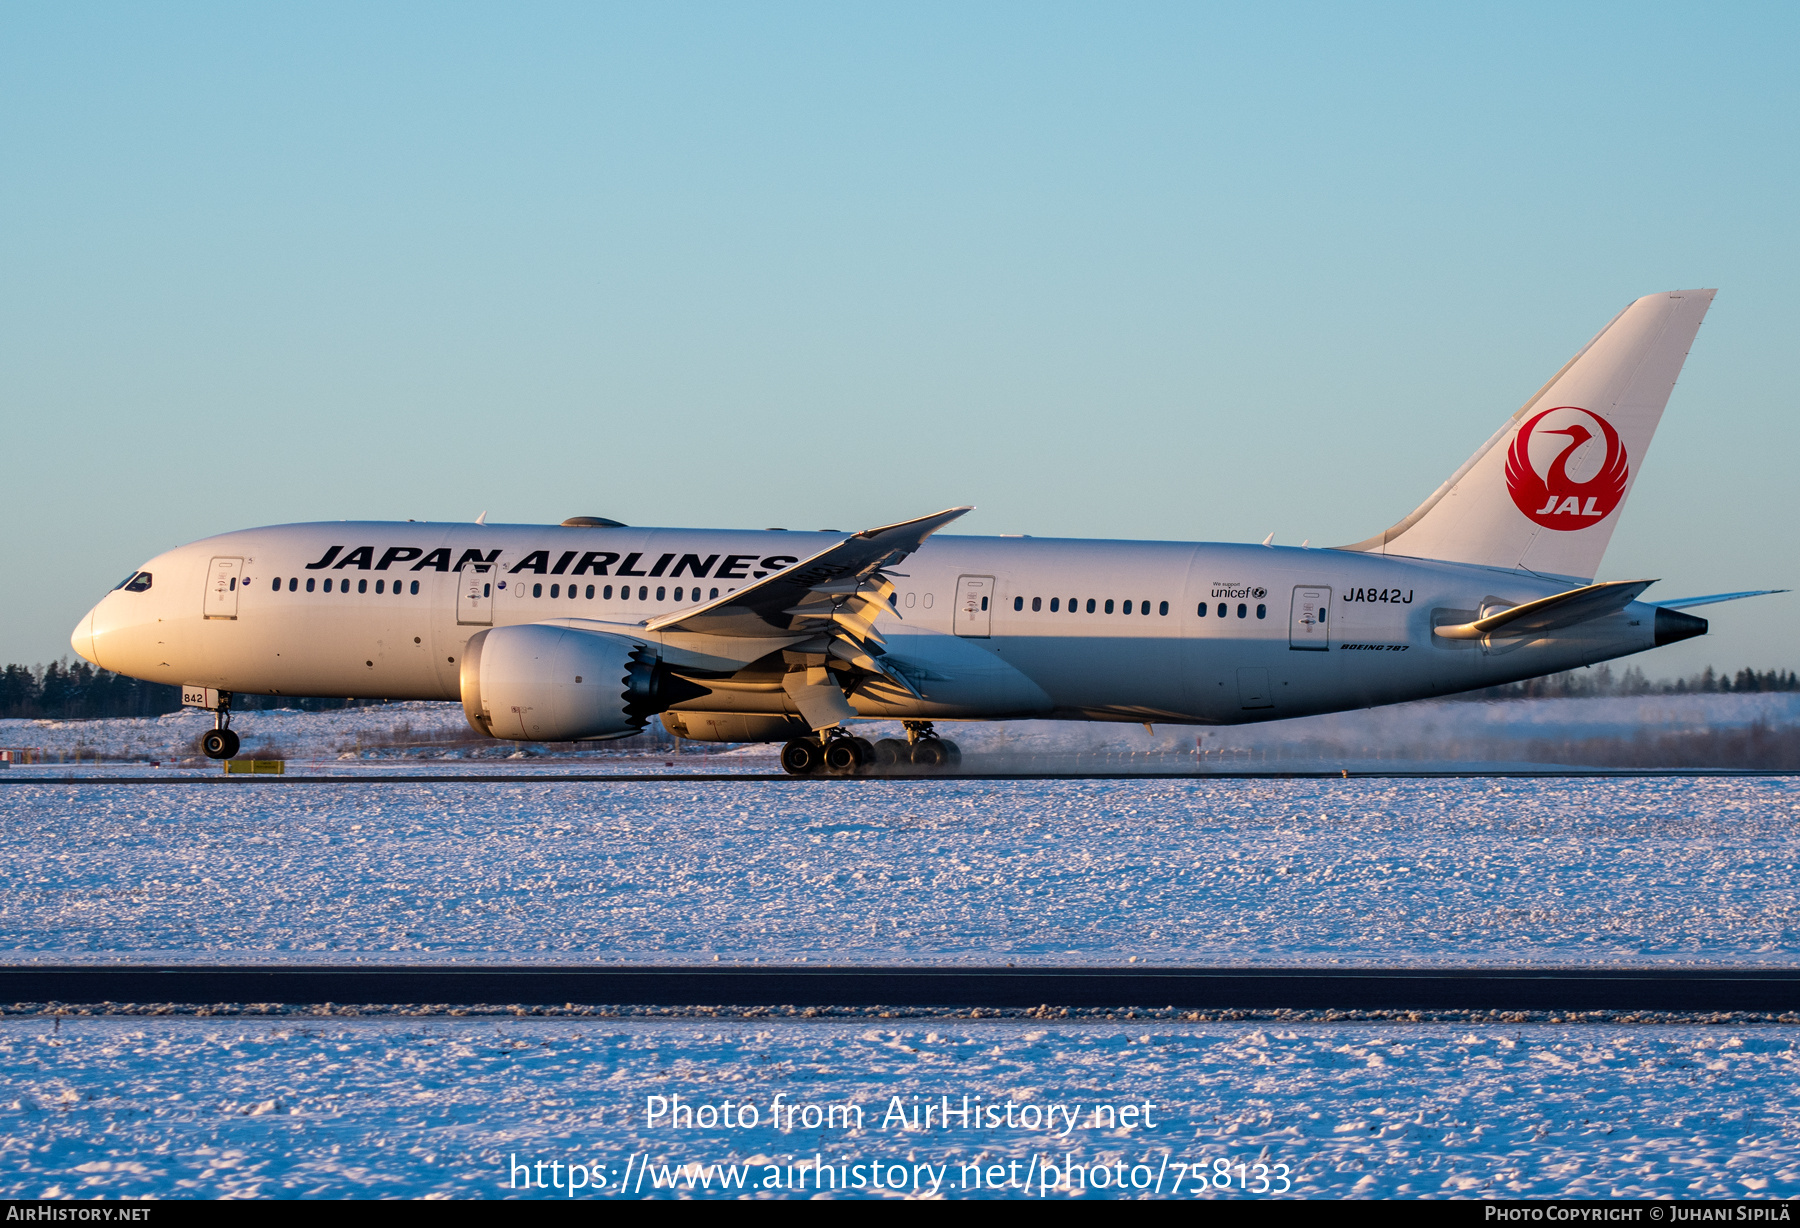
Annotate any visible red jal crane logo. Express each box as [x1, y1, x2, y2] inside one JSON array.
[[1504, 406, 1629, 530]]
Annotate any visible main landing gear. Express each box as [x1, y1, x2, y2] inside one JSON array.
[[198, 692, 240, 760], [779, 722, 960, 777]]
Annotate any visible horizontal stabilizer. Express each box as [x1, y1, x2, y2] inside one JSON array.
[[1433, 579, 1654, 641], [1650, 589, 1789, 611]]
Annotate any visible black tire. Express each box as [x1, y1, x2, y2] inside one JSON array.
[[780, 738, 825, 776], [937, 738, 961, 768], [824, 738, 866, 775], [910, 739, 950, 770], [870, 738, 908, 768], [200, 729, 239, 760]]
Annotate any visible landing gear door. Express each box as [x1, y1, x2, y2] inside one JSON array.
[[204, 557, 243, 620], [459, 564, 495, 626], [954, 574, 994, 638], [1290, 586, 1331, 651]]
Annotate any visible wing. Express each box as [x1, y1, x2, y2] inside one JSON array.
[[645, 505, 973, 711]]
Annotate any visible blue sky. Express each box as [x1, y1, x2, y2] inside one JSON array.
[[3, 2, 1795, 672]]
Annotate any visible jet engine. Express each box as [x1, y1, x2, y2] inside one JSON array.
[[459, 624, 701, 742]]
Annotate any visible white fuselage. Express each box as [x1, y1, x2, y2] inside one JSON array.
[[72, 520, 1670, 731]]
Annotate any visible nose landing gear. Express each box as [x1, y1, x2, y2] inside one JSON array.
[[197, 693, 239, 760]]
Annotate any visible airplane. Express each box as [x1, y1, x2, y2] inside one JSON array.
[[71, 288, 1784, 775]]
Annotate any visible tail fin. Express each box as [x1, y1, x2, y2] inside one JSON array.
[[1336, 289, 1715, 580]]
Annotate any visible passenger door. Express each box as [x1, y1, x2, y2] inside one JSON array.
[[953, 574, 994, 638], [1289, 586, 1331, 651], [204, 557, 243, 620], [458, 564, 495, 626]]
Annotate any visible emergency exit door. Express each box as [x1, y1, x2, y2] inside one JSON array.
[[459, 564, 495, 626], [954, 575, 994, 637], [1290, 586, 1331, 651], [203, 557, 243, 620]]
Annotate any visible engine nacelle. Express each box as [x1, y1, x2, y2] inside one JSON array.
[[460, 624, 676, 742]]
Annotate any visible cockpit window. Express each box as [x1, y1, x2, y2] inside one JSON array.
[[124, 573, 153, 593], [113, 573, 139, 590]]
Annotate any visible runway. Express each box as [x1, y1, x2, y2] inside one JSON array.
[[6, 965, 1800, 1012], [1, 769, 1795, 784]]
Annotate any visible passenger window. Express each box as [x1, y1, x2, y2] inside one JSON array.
[[550, 584, 560, 598], [711, 588, 719, 599], [288, 578, 297, 592], [674, 587, 683, 602], [604, 585, 614, 599], [1104, 599, 1114, 614], [1031, 597, 1041, 612], [306, 578, 316, 592], [1159, 600, 1169, 616], [482, 583, 490, 597], [1049, 598, 1059, 612], [1217, 602, 1226, 618], [905, 593, 916, 608], [639, 586, 648, 601], [1237, 603, 1246, 618], [411, 580, 420, 595], [980, 596, 988, 611], [1013, 596, 1023, 611], [1197, 603, 1206, 616], [324, 579, 333, 593], [1085, 598, 1095, 613], [229, 577, 237, 591], [375, 580, 384, 594], [358, 579, 368, 593], [271, 578, 280, 591], [656, 586, 666, 601], [586, 585, 595, 599], [1257, 603, 1267, 619], [532, 583, 543, 598]]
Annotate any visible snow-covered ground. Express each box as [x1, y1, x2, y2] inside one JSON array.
[[3, 692, 1796, 769], [1, 775, 1795, 965], [1, 1017, 1794, 1198], [4, 709, 1798, 1199]]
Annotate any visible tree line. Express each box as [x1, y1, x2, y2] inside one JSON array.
[[1, 661, 386, 719], [1454, 663, 1800, 701], [3, 657, 1797, 721]]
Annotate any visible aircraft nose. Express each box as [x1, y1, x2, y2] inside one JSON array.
[[70, 607, 101, 668]]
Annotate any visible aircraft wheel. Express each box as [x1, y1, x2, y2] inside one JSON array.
[[824, 737, 867, 775], [910, 739, 951, 770], [200, 729, 239, 760], [780, 737, 826, 776], [937, 738, 962, 768], [870, 738, 908, 769]]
